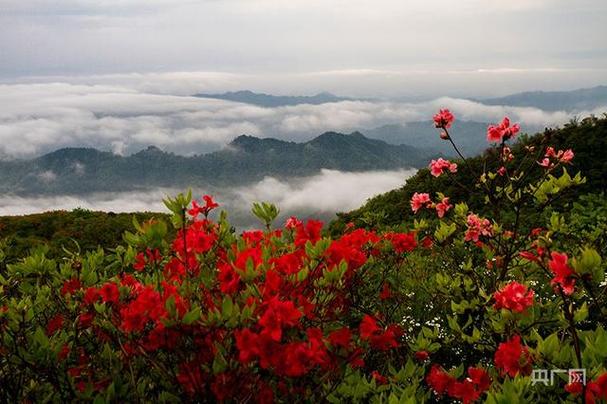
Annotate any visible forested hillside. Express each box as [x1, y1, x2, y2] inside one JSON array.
[[331, 115, 607, 233], [0, 132, 430, 195]]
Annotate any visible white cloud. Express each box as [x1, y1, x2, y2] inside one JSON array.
[[0, 80, 605, 159], [234, 168, 414, 214], [0, 169, 415, 228], [0, 190, 170, 216]]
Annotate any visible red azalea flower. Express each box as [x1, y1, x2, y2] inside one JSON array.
[[595, 373, 607, 400], [359, 315, 381, 339], [371, 371, 388, 385], [429, 158, 457, 177], [487, 117, 520, 143], [188, 195, 219, 217], [285, 216, 302, 230], [494, 335, 533, 377], [78, 312, 94, 328], [58, 344, 71, 361], [379, 283, 392, 300], [493, 282, 534, 313], [99, 282, 120, 304], [545, 147, 574, 164], [61, 278, 82, 296], [294, 220, 323, 246], [328, 327, 352, 349], [426, 365, 455, 395], [410, 192, 432, 213], [449, 380, 481, 404], [414, 350, 429, 361], [465, 213, 493, 242], [235, 328, 260, 363], [259, 298, 302, 341], [433, 109, 455, 129], [584, 373, 607, 403], [386, 232, 417, 253], [83, 287, 101, 305], [435, 196, 453, 218], [46, 314, 64, 335], [519, 250, 539, 262], [548, 251, 576, 295], [176, 361, 205, 396], [359, 315, 402, 350], [271, 252, 303, 275], [467, 367, 491, 392], [565, 382, 583, 395], [133, 252, 146, 271], [421, 236, 434, 249]]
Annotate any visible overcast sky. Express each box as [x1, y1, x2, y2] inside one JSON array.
[[1, 0, 606, 97]]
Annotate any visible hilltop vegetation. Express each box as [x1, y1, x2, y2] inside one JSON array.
[[0, 210, 170, 262], [331, 115, 607, 233]]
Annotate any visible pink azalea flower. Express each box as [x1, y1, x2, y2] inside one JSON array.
[[429, 158, 458, 177], [410, 192, 431, 213]]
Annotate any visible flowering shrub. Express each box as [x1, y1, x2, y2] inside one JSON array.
[[1, 111, 606, 402]]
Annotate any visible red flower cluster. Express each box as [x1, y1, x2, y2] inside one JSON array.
[[426, 365, 491, 403], [385, 231, 417, 253], [494, 335, 533, 377], [433, 109, 455, 129], [487, 117, 520, 143], [188, 195, 219, 218], [410, 192, 431, 213], [410, 193, 452, 218], [464, 213, 493, 242], [133, 248, 162, 271], [493, 282, 534, 313], [538, 146, 574, 168], [429, 158, 458, 177], [435, 196, 452, 218], [567, 372, 607, 404], [359, 315, 403, 351], [548, 251, 576, 295]]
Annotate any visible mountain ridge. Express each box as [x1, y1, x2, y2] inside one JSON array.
[[479, 85, 607, 111], [0, 132, 433, 195], [192, 90, 355, 107]]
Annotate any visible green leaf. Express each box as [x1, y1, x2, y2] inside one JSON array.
[[183, 306, 202, 325], [221, 296, 234, 318], [573, 247, 603, 283]]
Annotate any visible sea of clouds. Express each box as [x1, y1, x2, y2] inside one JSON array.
[[0, 169, 414, 228], [1, 73, 604, 159], [1, 72, 605, 223]]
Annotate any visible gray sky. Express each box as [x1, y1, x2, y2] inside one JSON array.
[[1, 0, 606, 97]]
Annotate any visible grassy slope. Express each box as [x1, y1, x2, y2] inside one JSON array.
[[0, 210, 171, 261]]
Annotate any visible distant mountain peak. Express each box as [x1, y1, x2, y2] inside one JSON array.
[[479, 84, 607, 112], [311, 131, 368, 143], [229, 134, 261, 147], [133, 145, 167, 157], [4, 130, 431, 195], [193, 90, 353, 107]]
